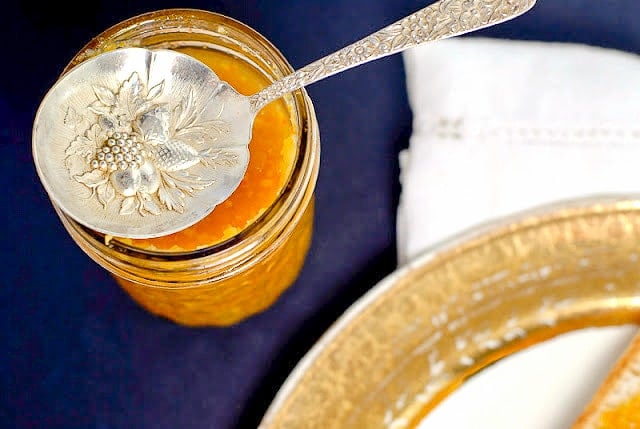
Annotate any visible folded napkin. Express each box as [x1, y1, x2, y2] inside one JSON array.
[[398, 37, 640, 265], [398, 38, 640, 428]]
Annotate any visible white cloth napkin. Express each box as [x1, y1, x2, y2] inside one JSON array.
[[398, 37, 640, 428], [398, 37, 640, 265]]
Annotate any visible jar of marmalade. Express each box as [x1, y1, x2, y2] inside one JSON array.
[[50, 9, 320, 326]]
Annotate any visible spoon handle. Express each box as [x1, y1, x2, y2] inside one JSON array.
[[249, 0, 535, 112]]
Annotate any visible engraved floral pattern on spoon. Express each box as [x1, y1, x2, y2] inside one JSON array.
[[249, 0, 535, 111], [63, 72, 239, 217]]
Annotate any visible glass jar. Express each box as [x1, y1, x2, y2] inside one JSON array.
[[50, 9, 320, 326]]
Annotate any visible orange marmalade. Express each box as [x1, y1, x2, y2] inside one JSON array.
[[117, 48, 297, 251], [55, 9, 320, 326], [597, 393, 640, 428]]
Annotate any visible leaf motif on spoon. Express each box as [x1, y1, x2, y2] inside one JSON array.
[[63, 71, 238, 217]]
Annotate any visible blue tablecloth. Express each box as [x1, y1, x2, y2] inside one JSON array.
[[3, 1, 640, 428]]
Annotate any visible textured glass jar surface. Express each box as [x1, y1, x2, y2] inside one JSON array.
[[54, 9, 320, 326]]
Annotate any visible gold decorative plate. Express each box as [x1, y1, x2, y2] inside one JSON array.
[[258, 196, 640, 428]]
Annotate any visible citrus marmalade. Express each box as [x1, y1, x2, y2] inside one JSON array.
[[119, 48, 298, 252]]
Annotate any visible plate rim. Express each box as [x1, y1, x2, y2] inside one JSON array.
[[259, 193, 640, 428]]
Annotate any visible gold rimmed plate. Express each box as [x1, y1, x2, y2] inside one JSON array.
[[259, 195, 640, 428]]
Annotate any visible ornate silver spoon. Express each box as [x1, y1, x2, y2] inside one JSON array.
[[33, 0, 536, 239]]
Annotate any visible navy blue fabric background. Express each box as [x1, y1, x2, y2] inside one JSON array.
[[2, 1, 640, 428]]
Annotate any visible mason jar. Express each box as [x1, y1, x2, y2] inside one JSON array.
[[48, 9, 320, 326]]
